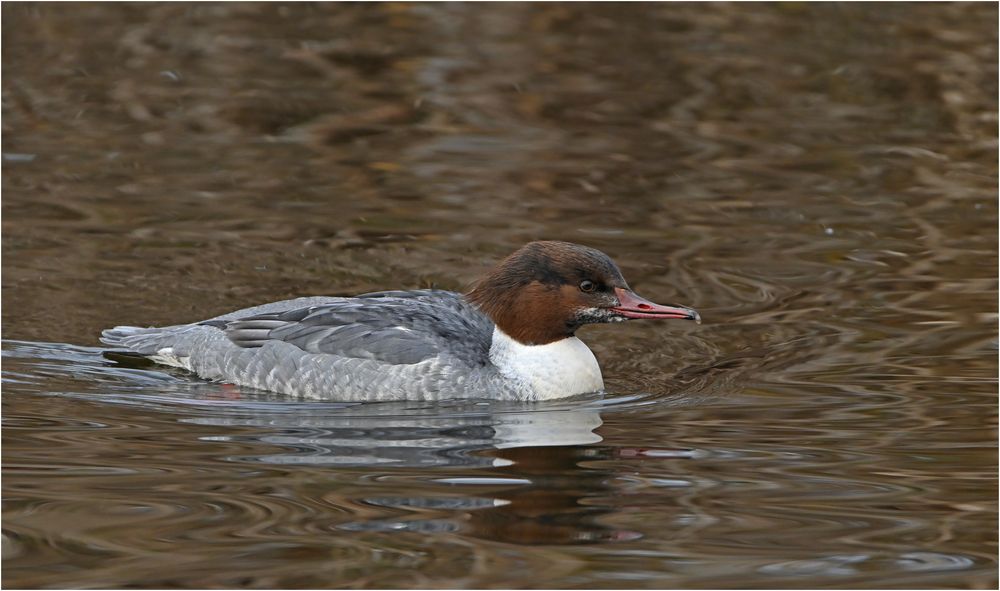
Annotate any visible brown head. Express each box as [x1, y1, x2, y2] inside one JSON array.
[[466, 241, 700, 345]]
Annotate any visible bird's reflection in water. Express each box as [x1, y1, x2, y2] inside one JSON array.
[[446, 444, 646, 544], [186, 401, 660, 544]]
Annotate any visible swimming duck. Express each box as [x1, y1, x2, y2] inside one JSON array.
[[101, 241, 700, 401]]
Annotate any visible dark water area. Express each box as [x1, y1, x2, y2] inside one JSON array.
[[2, 2, 997, 588]]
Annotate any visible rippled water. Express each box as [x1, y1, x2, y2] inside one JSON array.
[[3, 3, 997, 588]]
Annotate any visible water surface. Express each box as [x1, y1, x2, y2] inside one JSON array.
[[3, 3, 997, 588]]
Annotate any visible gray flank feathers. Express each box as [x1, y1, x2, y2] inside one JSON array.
[[99, 290, 517, 401]]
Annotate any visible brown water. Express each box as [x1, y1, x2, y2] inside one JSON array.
[[2, 3, 997, 588]]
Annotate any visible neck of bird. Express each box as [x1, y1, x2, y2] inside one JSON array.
[[466, 280, 576, 346]]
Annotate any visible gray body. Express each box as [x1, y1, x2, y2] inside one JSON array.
[[101, 290, 528, 401]]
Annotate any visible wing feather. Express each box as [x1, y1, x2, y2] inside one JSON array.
[[214, 290, 492, 367]]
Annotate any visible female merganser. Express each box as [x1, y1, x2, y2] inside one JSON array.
[[101, 241, 700, 401]]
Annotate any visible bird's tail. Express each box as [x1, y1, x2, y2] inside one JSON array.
[[100, 326, 174, 355]]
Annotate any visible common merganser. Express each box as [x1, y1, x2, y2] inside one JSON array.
[[101, 241, 700, 401]]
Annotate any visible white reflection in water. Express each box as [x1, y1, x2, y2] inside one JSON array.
[[184, 404, 603, 467]]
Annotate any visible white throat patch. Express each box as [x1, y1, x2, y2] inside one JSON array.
[[488, 326, 604, 400]]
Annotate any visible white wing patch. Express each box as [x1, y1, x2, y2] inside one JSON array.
[[150, 347, 194, 371]]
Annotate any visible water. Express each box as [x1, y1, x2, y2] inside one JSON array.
[[2, 3, 997, 588]]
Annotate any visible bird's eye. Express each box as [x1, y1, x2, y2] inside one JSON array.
[[579, 280, 596, 293]]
